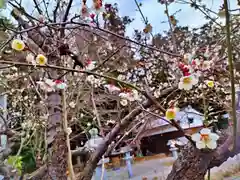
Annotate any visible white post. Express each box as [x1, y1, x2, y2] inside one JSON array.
[[168, 140, 178, 159], [0, 94, 7, 129], [170, 147, 178, 159], [0, 90, 7, 150]]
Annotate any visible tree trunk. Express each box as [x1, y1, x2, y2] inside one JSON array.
[[167, 143, 214, 180], [42, 77, 68, 179], [11, 13, 68, 179], [167, 133, 240, 180]]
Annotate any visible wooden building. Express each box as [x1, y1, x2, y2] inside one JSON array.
[[137, 106, 204, 155]]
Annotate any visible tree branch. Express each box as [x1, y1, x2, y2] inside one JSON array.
[[60, 0, 73, 37], [79, 86, 176, 179]]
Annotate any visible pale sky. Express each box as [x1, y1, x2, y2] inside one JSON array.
[[1, 0, 239, 37]]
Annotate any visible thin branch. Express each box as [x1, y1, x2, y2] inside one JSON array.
[[165, 2, 178, 52], [70, 20, 182, 57], [108, 120, 144, 154], [60, 0, 74, 37], [91, 88, 104, 137], [133, 0, 154, 38], [32, 0, 43, 15], [0, 60, 143, 93], [53, 0, 61, 22], [62, 90, 76, 180], [92, 45, 125, 71]]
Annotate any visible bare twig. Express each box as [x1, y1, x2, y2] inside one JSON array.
[[32, 0, 43, 15], [165, 2, 178, 52], [53, 0, 61, 22], [91, 88, 104, 137], [62, 89, 76, 180], [60, 0, 74, 37]]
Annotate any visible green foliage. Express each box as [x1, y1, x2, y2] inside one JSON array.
[[0, 16, 14, 31], [0, 0, 6, 9], [6, 155, 23, 175], [20, 147, 36, 173]]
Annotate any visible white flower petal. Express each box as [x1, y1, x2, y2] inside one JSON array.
[[191, 133, 201, 142], [120, 99, 128, 106], [206, 140, 217, 149], [209, 133, 219, 141], [200, 128, 211, 135], [26, 54, 35, 63], [178, 82, 184, 89], [196, 141, 206, 149], [192, 76, 198, 85]]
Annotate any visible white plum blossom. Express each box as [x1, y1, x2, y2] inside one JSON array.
[[117, 74, 125, 81], [26, 53, 36, 65], [86, 75, 101, 87], [120, 98, 128, 106], [104, 84, 121, 93], [132, 89, 140, 101], [37, 78, 55, 92], [119, 89, 140, 106], [119, 91, 138, 102], [85, 60, 96, 70], [202, 61, 211, 70], [178, 75, 198, 90], [69, 102, 76, 108], [154, 88, 161, 98], [66, 127, 72, 135], [191, 128, 219, 150]]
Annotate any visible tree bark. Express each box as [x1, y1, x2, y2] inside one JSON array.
[[167, 143, 214, 180], [167, 133, 240, 180], [11, 13, 68, 179]]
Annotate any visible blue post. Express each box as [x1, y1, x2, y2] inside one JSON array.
[[124, 151, 133, 178]]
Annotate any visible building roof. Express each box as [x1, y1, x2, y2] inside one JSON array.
[[137, 106, 204, 138]]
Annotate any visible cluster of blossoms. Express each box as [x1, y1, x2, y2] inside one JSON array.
[[163, 50, 220, 150], [118, 88, 140, 106], [84, 59, 96, 70], [11, 39, 48, 66], [81, 0, 105, 19], [104, 84, 140, 106], [177, 51, 215, 91], [37, 79, 67, 92], [165, 103, 220, 150], [86, 75, 102, 87]]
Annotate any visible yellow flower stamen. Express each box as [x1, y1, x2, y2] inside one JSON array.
[[200, 134, 209, 142], [207, 80, 214, 88], [11, 39, 25, 51], [182, 77, 192, 84], [166, 109, 176, 120], [36, 54, 47, 65]]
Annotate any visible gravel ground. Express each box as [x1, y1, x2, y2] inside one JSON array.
[[92, 154, 240, 180]]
